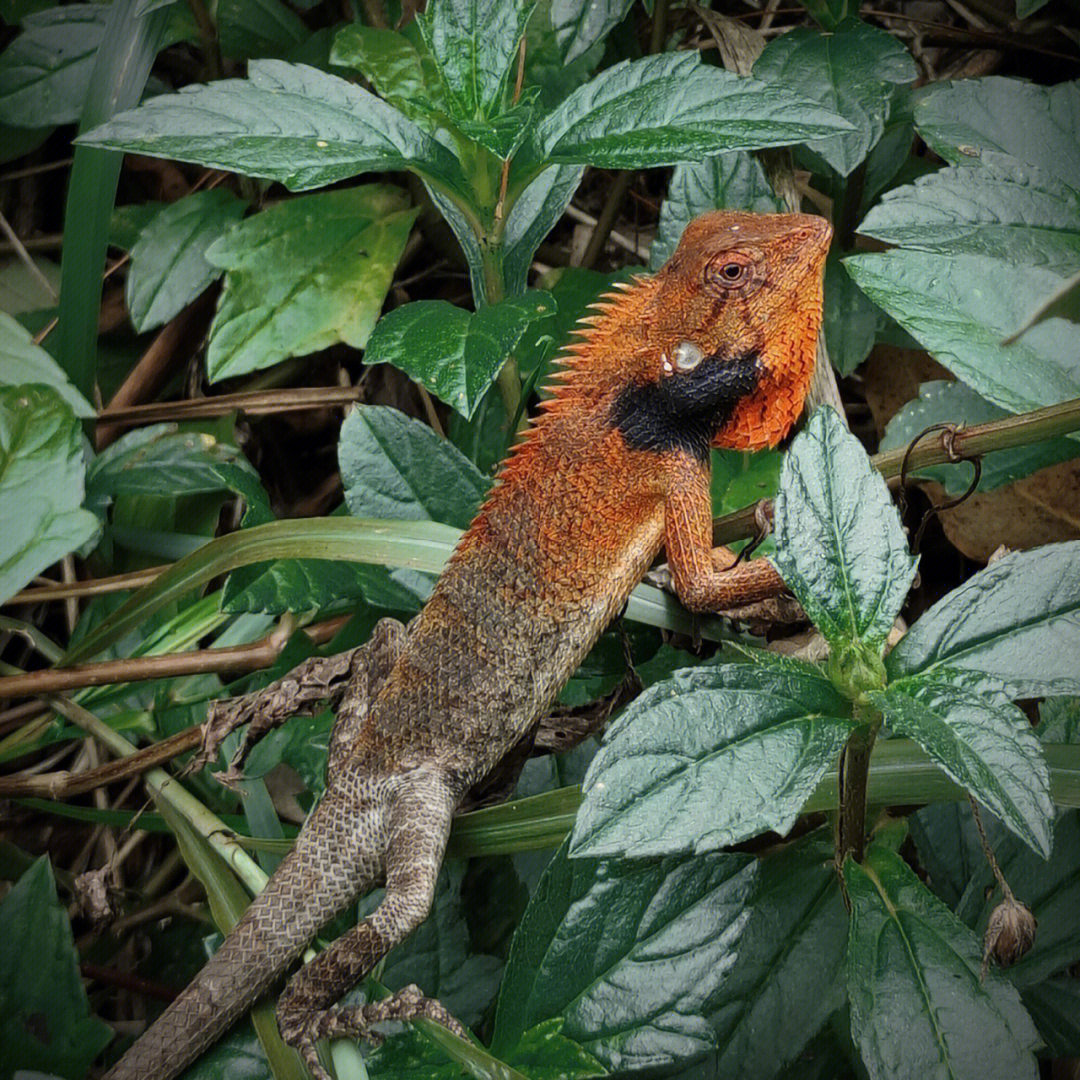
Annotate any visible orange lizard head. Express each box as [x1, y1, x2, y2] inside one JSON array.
[[638, 210, 832, 452]]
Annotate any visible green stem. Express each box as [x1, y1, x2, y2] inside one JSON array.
[[836, 705, 881, 867]]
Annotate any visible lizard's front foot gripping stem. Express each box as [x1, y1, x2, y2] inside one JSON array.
[[281, 986, 469, 1080]]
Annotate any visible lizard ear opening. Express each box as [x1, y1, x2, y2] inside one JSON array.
[[673, 341, 704, 372]]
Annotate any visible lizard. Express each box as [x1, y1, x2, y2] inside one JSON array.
[[101, 209, 831, 1080]]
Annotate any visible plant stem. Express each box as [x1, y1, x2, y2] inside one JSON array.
[[836, 708, 880, 867]]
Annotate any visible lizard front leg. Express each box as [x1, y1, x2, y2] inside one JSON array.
[[192, 617, 406, 782], [663, 462, 786, 612], [276, 766, 464, 1079]]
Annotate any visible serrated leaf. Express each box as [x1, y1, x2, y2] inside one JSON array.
[[551, 0, 632, 64], [416, 0, 533, 121], [1006, 268, 1080, 341], [203, 185, 416, 381], [571, 658, 853, 858], [881, 380, 1080, 494], [872, 681, 1053, 857], [914, 77, 1080, 182], [362, 293, 554, 419], [340, 405, 489, 528], [0, 385, 99, 605], [845, 842, 1040, 1080], [85, 423, 267, 508], [523, 0, 603, 110], [1037, 695, 1080, 743], [126, 188, 247, 332], [530, 52, 854, 170], [0, 5, 107, 127], [493, 839, 758, 1072], [751, 19, 916, 177], [844, 250, 1080, 415], [772, 406, 917, 650], [708, 831, 849, 1079], [858, 155, 1080, 276], [886, 540, 1080, 698], [650, 152, 782, 270], [0, 310, 93, 416], [79, 59, 470, 198], [0, 857, 113, 1078]]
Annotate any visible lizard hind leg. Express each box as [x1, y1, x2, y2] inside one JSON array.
[[276, 765, 462, 1080]]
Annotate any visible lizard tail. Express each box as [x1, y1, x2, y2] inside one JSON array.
[[104, 800, 374, 1080]]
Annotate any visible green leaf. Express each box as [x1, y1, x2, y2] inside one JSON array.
[[1006, 268, 1080, 341], [497, 1019, 606, 1079], [417, 0, 533, 120], [0, 857, 113, 1078], [203, 185, 417, 381], [0, 255, 60, 314], [551, 0, 632, 64], [886, 540, 1080, 698], [913, 76, 1080, 182], [707, 830, 849, 1079], [751, 19, 916, 177], [881, 380, 1080, 494], [523, 0, 603, 111], [0, 310, 93, 416], [1037, 696, 1080, 743], [570, 658, 853, 858], [650, 152, 783, 270], [0, 385, 100, 605], [493, 838, 758, 1071], [530, 52, 854, 171], [79, 59, 471, 198], [825, 250, 878, 376], [709, 447, 783, 554], [85, 423, 267, 508], [845, 842, 1040, 1080], [843, 250, 1080, 416], [215, 0, 306, 61], [872, 681, 1053, 857], [857, 155, 1080, 276], [127, 188, 247, 333], [0, 4, 107, 127], [1022, 974, 1080, 1056], [772, 406, 917, 651], [340, 405, 490, 530], [362, 293, 554, 419]]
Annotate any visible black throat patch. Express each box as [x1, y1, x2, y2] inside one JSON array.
[[609, 350, 762, 462]]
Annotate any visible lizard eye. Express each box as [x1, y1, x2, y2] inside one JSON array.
[[673, 341, 704, 372], [705, 252, 755, 292]]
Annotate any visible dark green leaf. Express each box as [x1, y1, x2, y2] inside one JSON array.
[[570, 658, 853, 858], [772, 406, 916, 650], [886, 540, 1080, 698], [216, 0, 306, 61], [857, 155, 1080, 276], [752, 19, 916, 177], [127, 188, 247, 332], [843, 250, 1080, 415], [456, 88, 540, 160], [914, 77, 1080, 182], [825, 251, 878, 376], [497, 1019, 606, 1079], [707, 831, 849, 1079], [79, 60, 471, 198], [493, 839, 757, 1071], [523, 0, 603, 111], [845, 842, 1040, 1080], [362, 293, 555, 420], [417, 0, 532, 120], [0, 385, 99, 605], [204, 185, 417, 381], [710, 448, 782, 555], [881, 380, 1079, 494], [531, 52, 854, 171], [0, 857, 113, 1078], [551, 0, 632, 64], [0, 5, 107, 127], [872, 681, 1053, 857], [1021, 975, 1080, 1057], [650, 152, 782, 270], [1037, 696, 1080, 743], [0, 310, 93, 416]]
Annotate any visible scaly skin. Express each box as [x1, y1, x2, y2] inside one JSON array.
[[102, 210, 831, 1080]]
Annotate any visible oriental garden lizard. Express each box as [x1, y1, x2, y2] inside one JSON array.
[[102, 210, 831, 1080]]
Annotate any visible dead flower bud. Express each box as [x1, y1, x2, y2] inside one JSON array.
[[981, 896, 1037, 978]]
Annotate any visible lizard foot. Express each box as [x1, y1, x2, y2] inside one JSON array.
[[282, 985, 468, 1077]]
